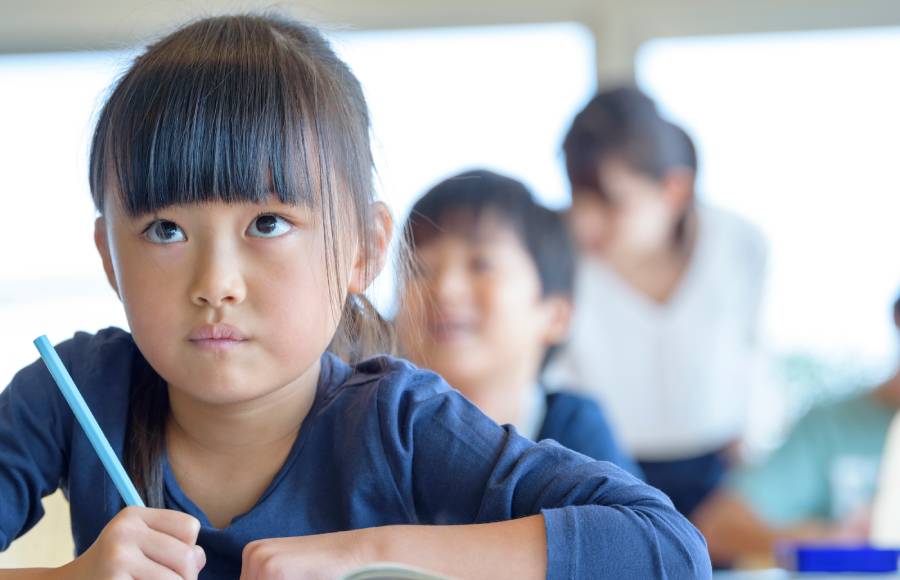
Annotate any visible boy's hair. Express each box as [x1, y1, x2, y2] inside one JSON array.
[[89, 14, 392, 507], [563, 87, 697, 243], [404, 169, 575, 298]]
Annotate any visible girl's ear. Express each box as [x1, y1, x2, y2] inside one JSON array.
[[94, 216, 120, 298], [541, 294, 574, 346], [347, 201, 394, 294]]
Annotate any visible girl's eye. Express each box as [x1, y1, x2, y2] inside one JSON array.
[[144, 220, 186, 244], [248, 214, 293, 238]]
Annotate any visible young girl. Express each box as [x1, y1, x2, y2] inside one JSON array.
[[546, 87, 768, 519], [0, 16, 710, 579]]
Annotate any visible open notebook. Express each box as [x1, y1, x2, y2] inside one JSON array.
[[340, 563, 454, 580]]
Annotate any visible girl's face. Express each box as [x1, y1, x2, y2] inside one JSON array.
[[395, 219, 569, 393], [95, 193, 373, 406], [569, 159, 686, 261]]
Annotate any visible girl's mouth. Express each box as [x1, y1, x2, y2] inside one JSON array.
[[188, 324, 249, 351]]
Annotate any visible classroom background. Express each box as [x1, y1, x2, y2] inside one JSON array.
[[1, 0, 899, 573]]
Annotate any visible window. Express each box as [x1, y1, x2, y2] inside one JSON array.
[[0, 23, 596, 382], [637, 28, 900, 409]]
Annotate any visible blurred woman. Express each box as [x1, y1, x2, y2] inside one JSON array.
[[546, 87, 768, 519]]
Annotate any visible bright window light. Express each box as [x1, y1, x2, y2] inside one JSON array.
[[637, 28, 900, 392], [0, 23, 596, 384]]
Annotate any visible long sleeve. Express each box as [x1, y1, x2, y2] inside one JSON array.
[[372, 362, 711, 579], [0, 342, 74, 550], [539, 392, 643, 479]]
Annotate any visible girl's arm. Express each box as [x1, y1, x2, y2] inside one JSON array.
[[241, 514, 546, 580], [391, 374, 711, 579], [244, 364, 712, 579], [0, 570, 53, 579]]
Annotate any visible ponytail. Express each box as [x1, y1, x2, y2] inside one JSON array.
[[125, 350, 169, 508], [328, 293, 397, 365]]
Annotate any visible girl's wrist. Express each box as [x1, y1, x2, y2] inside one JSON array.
[[358, 524, 397, 565], [0, 568, 66, 580]]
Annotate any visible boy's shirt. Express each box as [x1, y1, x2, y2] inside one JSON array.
[[534, 388, 643, 478]]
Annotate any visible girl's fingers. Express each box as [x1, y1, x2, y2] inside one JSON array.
[[139, 526, 206, 580], [134, 506, 203, 545], [129, 555, 191, 580]]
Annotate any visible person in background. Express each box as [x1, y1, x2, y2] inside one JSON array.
[[545, 86, 768, 519], [695, 292, 900, 566], [395, 169, 641, 476]]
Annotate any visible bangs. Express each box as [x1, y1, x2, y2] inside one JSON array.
[[403, 169, 575, 298], [563, 123, 607, 198], [405, 170, 531, 251], [408, 206, 511, 250], [565, 149, 604, 197], [90, 16, 335, 216]]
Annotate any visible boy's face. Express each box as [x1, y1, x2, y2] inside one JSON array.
[[94, 193, 375, 407], [396, 217, 570, 394]]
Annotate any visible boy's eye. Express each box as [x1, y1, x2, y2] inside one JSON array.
[[248, 214, 292, 238], [144, 220, 186, 244]]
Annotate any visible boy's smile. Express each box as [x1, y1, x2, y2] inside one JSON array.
[[397, 217, 566, 395]]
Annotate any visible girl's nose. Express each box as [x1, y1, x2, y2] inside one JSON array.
[[189, 247, 247, 308]]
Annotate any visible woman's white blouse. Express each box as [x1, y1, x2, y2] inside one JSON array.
[[545, 205, 768, 461]]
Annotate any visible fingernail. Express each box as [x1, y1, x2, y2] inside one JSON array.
[[195, 545, 207, 568]]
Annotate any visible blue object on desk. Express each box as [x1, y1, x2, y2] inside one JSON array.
[[34, 335, 145, 508], [789, 545, 900, 573]]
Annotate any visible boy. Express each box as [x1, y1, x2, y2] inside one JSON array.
[[395, 169, 639, 475]]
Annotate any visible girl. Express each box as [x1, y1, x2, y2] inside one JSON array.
[[0, 16, 710, 579], [545, 87, 768, 519]]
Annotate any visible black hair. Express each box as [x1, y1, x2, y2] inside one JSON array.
[[563, 86, 697, 243], [404, 169, 575, 298], [401, 169, 574, 368], [89, 14, 393, 507], [894, 291, 900, 326]]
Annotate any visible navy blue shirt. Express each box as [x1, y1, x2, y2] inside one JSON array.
[[0, 328, 710, 579], [539, 391, 643, 479]]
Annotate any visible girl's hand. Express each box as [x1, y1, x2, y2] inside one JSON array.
[[57, 506, 206, 580], [240, 528, 374, 580]]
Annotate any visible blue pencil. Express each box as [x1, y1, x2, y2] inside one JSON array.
[[34, 335, 145, 508]]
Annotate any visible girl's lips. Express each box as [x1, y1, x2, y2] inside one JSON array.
[[188, 324, 249, 352], [189, 338, 247, 352], [188, 323, 248, 341]]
